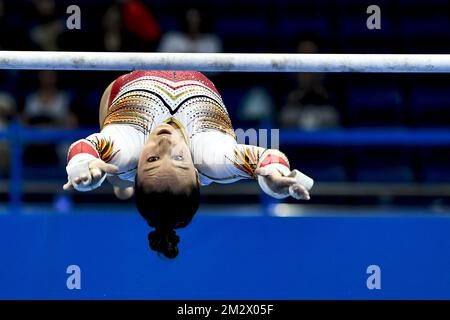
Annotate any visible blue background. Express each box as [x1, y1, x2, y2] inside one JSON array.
[[1, 209, 449, 299]]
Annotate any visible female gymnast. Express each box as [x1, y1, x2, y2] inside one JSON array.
[[63, 71, 313, 258]]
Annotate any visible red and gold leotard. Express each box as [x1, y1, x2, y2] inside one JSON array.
[[67, 71, 285, 186]]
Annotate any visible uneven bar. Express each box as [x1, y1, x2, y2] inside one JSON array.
[[0, 51, 450, 72]]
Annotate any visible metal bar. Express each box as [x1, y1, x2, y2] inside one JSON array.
[[0, 51, 450, 72]]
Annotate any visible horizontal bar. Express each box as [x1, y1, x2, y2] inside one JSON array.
[[1, 51, 450, 72]]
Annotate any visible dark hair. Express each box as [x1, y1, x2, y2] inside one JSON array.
[[135, 174, 200, 259]]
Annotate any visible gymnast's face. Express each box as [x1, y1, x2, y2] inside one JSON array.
[[137, 123, 198, 192]]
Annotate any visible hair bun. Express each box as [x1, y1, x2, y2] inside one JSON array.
[[148, 229, 180, 259]]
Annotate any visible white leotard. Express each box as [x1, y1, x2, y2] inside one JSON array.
[[68, 71, 268, 187]]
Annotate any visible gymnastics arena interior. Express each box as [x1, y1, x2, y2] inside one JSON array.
[[1, 0, 450, 299]]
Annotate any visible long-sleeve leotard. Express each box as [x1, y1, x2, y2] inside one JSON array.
[[66, 71, 290, 188]]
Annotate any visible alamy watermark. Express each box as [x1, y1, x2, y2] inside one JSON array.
[[367, 5, 381, 30], [366, 264, 381, 290], [66, 5, 81, 30], [66, 264, 81, 290], [188, 128, 280, 166], [235, 128, 279, 150]]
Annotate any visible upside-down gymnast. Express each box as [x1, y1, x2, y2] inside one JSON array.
[[63, 71, 314, 259]]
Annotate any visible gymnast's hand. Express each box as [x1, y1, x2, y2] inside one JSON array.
[[63, 158, 119, 191], [255, 167, 311, 200]]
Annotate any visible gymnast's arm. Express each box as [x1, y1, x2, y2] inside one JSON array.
[[63, 80, 136, 199], [191, 132, 314, 200], [63, 130, 137, 202], [63, 132, 120, 192], [63, 125, 141, 198]]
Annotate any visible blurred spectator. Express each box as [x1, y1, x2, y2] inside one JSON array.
[[158, 8, 222, 53], [122, 0, 161, 49], [29, 0, 64, 51], [279, 40, 340, 130], [0, 92, 16, 175], [22, 71, 77, 165], [102, 3, 122, 51], [237, 86, 275, 125], [23, 71, 76, 128], [102, 0, 161, 52]]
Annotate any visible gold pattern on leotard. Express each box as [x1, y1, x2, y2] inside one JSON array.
[[227, 145, 262, 179], [182, 97, 235, 138], [101, 76, 235, 139], [102, 92, 158, 134], [87, 136, 119, 163]]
